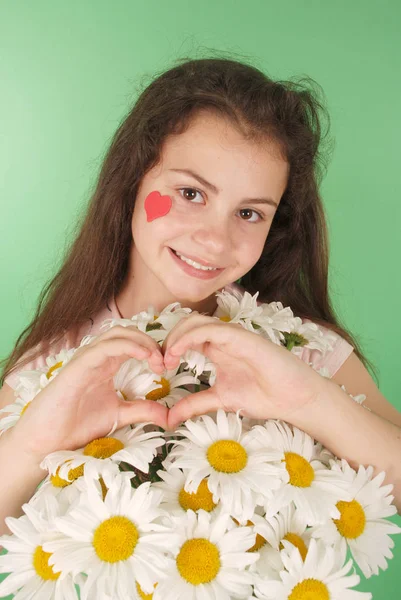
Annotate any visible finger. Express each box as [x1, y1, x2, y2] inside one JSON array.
[[65, 338, 152, 384], [166, 322, 235, 360], [161, 313, 212, 355], [118, 398, 168, 430], [95, 325, 164, 359], [84, 325, 164, 371], [167, 388, 221, 430]]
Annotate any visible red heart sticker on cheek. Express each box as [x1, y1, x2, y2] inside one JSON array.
[[144, 191, 172, 222]]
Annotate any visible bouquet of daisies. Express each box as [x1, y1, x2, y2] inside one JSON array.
[[0, 289, 400, 600]]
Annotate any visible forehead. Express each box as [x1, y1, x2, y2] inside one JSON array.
[[156, 111, 289, 195]]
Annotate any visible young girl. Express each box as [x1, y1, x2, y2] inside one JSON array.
[[1, 57, 401, 535]]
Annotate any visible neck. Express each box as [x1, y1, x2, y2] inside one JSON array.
[[115, 274, 220, 319]]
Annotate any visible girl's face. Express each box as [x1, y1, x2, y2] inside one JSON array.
[[129, 110, 289, 308]]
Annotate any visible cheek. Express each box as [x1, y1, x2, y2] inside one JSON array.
[[238, 236, 267, 268], [144, 190, 172, 222]]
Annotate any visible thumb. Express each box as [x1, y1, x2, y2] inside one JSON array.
[[117, 398, 168, 430], [167, 388, 221, 430]]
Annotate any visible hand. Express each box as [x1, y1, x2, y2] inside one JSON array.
[[162, 314, 327, 429], [8, 326, 168, 461]]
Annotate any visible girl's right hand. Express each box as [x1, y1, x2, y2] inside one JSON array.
[[7, 326, 168, 463]]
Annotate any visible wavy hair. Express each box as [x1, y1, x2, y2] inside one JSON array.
[[1, 56, 378, 385]]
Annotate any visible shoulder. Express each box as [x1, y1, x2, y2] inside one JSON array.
[[3, 300, 117, 391], [224, 283, 354, 379], [298, 318, 354, 379]]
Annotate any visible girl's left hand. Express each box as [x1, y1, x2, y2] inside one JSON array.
[[162, 314, 328, 429]]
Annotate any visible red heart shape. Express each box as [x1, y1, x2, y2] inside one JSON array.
[[144, 191, 172, 222]]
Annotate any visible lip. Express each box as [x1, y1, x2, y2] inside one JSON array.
[[168, 247, 224, 280], [171, 248, 222, 268]]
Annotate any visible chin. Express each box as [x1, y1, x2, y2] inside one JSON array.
[[167, 282, 219, 304]]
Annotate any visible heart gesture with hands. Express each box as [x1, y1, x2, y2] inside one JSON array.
[[8, 312, 328, 463], [162, 313, 328, 429]]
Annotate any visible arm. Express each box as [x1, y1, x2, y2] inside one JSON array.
[[0, 384, 47, 535], [289, 377, 401, 514], [0, 429, 47, 535], [331, 350, 401, 428]]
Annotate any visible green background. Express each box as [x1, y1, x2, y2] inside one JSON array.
[[0, 1, 400, 598]]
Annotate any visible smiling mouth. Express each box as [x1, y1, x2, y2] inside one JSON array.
[[170, 248, 223, 270], [168, 247, 225, 279]]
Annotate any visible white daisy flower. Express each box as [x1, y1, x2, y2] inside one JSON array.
[[13, 348, 77, 393], [214, 288, 263, 323], [128, 365, 200, 409], [43, 348, 77, 381], [254, 420, 351, 525], [250, 503, 311, 575], [30, 471, 82, 516], [153, 467, 220, 517], [100, 302, 192, 343], [180, 348, 217, 384], [285, 318, 336, 355], [0, 499, 83, 600], [41, 423, 165, 479], [310, 459, 401, 578], [43, 474, 179, 600], [168, 410, 284, 521], [30, 459, 126, 515], [112, 357, 164, 402], [153, 509, 258, 600], [0, 386, 37, 435], [0, 348, 74, 433], [253, 538, 372, 600], [251, 301, 296, 345]]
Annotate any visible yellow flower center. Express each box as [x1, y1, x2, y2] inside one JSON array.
[[50, 463, 85, 487], [20, 401, 32, 416], [176, 538, 221, 585], [83, 437, 124, 459], [279, 532, 308, 561], [207, 440, 247, 473], [219, 315, 231, 322], [33, 546, 61, 581], [289, 578, 329, 600], [93, 516, 139, 562], [145, 378, 171, 401], [333, 499, 366, 539], [46, 361, 63, 379], [136, 582, 157, 599], [178, 479, 217, 512], [120, 390, 128, 401], [284, 452, 314, 487]]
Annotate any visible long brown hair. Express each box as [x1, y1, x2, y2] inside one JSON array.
[[1, 56, 379, 386]]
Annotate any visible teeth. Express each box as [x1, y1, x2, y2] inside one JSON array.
[[175, 251, 219, 271]]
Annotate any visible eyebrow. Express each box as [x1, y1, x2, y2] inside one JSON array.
[[169, 168, 278, 208]]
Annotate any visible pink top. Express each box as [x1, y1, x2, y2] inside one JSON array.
[[4, 289, 354, 390]]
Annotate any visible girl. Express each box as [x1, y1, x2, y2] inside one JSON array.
[[1, 57, 401, 536]]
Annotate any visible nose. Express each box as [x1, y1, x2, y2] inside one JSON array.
[[191, 214, 233, 261]]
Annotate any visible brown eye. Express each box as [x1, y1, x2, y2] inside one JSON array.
[[179, 187, 204, 203], [239, 208, 263, 223]]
